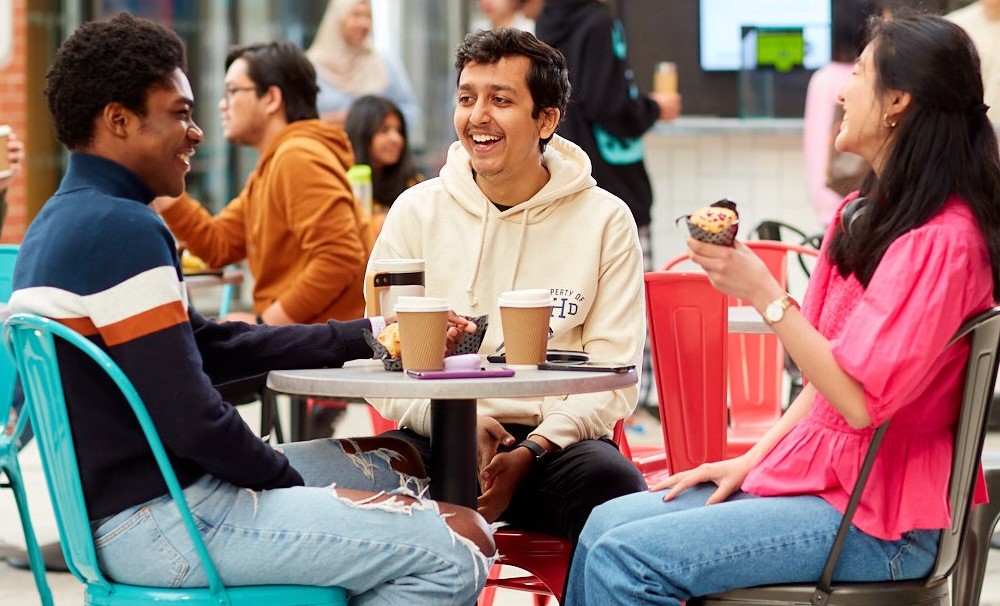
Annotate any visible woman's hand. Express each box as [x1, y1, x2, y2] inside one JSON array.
[[686, 238, 783, 307], [650, 455, 754, 505]]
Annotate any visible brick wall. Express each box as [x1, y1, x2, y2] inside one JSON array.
[[0, 0, 27, 243]]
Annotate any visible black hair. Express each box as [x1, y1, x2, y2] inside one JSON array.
[[225, 41, 319, 123], [831, 0, 882, 63], [44, 12, 186, 150], [828, 12, 1000, 299], [454, 27, 571, 151], [344, 95, 419, 207]]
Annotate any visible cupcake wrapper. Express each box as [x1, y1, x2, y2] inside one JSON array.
[[686, 219, 739, 247], [364, 314, 490, 371]]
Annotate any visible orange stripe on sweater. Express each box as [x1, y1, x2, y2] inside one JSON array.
[[100, 301, 189, 346]]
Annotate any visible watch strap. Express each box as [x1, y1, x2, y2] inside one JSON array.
[[516, 439, 547, 460]]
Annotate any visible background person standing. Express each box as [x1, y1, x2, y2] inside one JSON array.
[[535, 0, 680, 271]]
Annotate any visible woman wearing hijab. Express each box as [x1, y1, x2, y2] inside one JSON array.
[[306, 0, 421, 138]]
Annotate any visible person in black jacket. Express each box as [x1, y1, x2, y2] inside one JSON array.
[[535, 0, 680, 270]]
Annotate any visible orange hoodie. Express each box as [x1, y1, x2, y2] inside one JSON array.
[[162, 119, 373, 323]]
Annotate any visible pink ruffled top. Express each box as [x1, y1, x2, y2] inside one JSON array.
[[742, 195, 992, 540]]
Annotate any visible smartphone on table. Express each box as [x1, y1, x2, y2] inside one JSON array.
[[537, 361, 635, 373]]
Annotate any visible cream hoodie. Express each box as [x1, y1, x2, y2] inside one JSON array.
[[367, 135, 645, 447]]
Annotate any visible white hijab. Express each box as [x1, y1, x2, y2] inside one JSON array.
[[306, 0, 388, 95]]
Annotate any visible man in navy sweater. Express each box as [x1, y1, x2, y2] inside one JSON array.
[[9, 12, 492, 601]]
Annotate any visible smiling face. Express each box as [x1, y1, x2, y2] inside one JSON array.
[[454, 56, 558, 203], [127, 68, 202, 197], [835, 43, 896, 173], [369, 111, 405, 170], [340, 1, 373, 47]]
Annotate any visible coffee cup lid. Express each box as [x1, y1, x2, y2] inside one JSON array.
[[498, 289, 552, 308], [372, 258, 425, 273], [394, 296, 449, 313]]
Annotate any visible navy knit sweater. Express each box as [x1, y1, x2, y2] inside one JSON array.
[[11, 153, 373, 520]]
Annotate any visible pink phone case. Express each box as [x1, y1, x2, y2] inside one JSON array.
[[406, 369, 515, 380]]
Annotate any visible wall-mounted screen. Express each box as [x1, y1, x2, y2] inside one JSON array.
[[700, 0, 831, 71]]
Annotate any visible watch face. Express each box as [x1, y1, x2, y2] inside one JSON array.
[[764, 301, 783, 323]]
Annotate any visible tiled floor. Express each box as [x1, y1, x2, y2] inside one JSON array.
[[2, 401, 999, 606]]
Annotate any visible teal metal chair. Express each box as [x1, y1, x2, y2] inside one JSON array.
[[3, 313, 349, 605], [0, 245, 54, 604]]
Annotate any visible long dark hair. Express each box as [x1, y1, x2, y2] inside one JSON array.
[[344, 95, 419, 207], [829, 13, 1000, 299]]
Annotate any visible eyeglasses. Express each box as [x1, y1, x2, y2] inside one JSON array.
[[221, 86, 257, 102]]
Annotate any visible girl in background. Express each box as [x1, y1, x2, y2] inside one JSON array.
[[345, 95, 423, 236]]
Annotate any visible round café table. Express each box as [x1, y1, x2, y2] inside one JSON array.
[[267, 360, 637, 508]]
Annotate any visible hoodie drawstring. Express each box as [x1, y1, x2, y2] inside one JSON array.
[[509, 208, 530, 291], [464, 200, 491, 307]]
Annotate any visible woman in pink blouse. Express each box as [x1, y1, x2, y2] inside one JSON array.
[[566, 13, 1000, 606]]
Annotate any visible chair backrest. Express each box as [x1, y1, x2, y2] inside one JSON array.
[[927, 306, 1000, 584], [0, 244, 18, 417], [644, 271, 728, 472], [662, 242, 819, 429], [3, 313, 235, 603]]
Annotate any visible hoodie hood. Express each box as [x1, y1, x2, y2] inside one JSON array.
[[439, 134, 596, 305], [536, 0, 598, 48], [259, 119, 355, 174]]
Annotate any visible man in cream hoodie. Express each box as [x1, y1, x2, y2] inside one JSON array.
[[368, 27, 647, 543]]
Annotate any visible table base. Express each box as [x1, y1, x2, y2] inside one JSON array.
[[430, 398, 477, 509]]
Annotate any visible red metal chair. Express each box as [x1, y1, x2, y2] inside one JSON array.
[[651, 242, 818, 469], [477, 420, 631, 606], [639, 271, 730, 476]]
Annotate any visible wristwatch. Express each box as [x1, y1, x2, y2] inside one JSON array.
[[516, 439, 547, 461], [763, 293, 799, 326]]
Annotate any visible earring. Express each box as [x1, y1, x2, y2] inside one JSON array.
[[882, 113, 898, 129]]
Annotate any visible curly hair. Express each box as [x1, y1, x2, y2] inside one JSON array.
[[44, 12, 187, 150]]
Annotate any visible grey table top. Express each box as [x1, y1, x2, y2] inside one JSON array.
[[729, 306, 771, 334], [267, 359, 638, 400], [183, 268, 245, 289]]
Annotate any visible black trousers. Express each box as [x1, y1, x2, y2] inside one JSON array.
[[382, 424, 647, 544]]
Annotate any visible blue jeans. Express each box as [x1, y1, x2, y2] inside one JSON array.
[[565, 484, 939, 605], [92, 439, 490, 606]]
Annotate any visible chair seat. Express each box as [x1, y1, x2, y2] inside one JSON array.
[[691, 578, 948, 605], [85, 583, 349, 605]]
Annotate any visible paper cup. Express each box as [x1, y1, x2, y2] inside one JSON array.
[[394, 296, 449, 371], [498, 289, 552, 368]]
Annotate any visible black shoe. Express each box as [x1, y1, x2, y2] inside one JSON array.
[[5, 540, 69, 573]]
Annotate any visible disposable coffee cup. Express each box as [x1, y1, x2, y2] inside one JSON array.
[[366, 258, 425, 317], [654, 61, 678, 94], [394, 296, 449, 371], [498, 289, 552, 369], [0, 125, 11, 180]]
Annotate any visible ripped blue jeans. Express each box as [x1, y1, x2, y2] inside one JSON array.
[[91, 439, 490, 606]]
